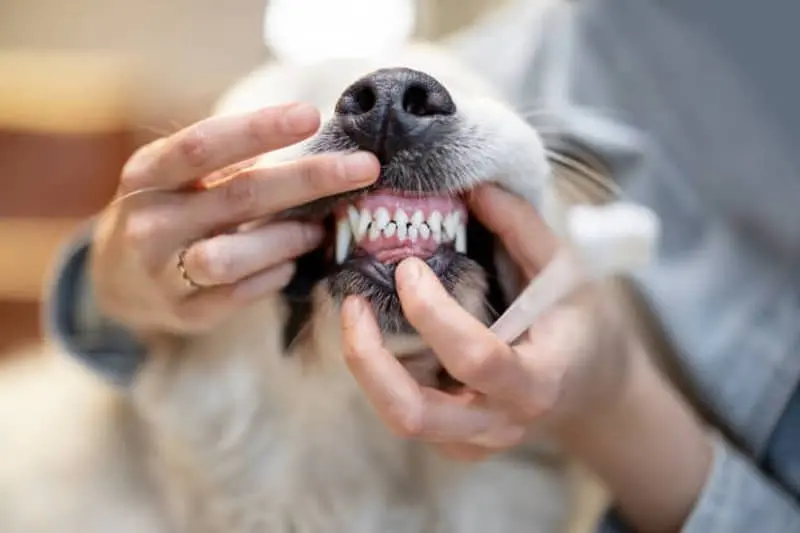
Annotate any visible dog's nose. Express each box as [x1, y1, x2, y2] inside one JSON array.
[[335, 67, 456, 162]]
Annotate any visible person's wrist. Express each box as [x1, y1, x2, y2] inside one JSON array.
[[556, 343, 714, 532]]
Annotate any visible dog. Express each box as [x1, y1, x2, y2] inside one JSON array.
[[0, 38, 624, 533]]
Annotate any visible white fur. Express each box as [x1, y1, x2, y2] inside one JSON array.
[[0, 43, 586, 533]]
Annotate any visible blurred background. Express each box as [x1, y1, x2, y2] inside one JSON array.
[[0, 0, 511, 353]]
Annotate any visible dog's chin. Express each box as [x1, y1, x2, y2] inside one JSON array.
[[326, 249, 487, 337]]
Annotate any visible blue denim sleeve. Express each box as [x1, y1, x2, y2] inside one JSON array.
[[596, 433, 800, 533], [44, 223, 146, 387]]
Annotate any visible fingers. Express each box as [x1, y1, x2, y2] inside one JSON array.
[[341, 296, 524, 447], [434, 443, 493, 462], [394, 258, 531, 404], [120, 102, 322, 193], [178, 221, 324, 287], [120, 150, 379, 270], [172, 262, 297, 332], [467, 185, 558, 278], [181, 151, 379, 233]]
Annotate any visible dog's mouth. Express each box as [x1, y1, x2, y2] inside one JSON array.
[[331, 188, 468, 285]]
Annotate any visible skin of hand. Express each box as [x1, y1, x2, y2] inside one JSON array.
[[341, 184, 714, 533], [91, 102, 380, 335]]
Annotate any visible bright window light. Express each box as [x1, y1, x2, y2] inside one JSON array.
[[263, 0, 416, 64]]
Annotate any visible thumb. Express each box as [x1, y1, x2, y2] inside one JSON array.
[[467, 185, 558, 278]]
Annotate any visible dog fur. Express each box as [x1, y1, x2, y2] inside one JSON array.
[[0, 41, 625, 533]]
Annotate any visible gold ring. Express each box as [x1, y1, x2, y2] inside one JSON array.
[[177, 247, 203, 290]]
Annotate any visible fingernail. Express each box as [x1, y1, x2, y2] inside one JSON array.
[[342, 152, 380, 183], [283, 102, 319, 135]]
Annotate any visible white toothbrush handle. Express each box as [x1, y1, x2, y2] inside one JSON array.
[[489, 251, 584, 344]]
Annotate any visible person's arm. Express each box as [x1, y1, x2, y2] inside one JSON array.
[[560, 344, 800, 533], [44, 222, 146, 387]]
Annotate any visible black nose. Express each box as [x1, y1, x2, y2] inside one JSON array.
[[335, 67, 456, 162]]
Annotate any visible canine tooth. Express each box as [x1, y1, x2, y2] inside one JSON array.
[[419, 224, 431, 240], [384, 222, 397, 237], [408, 225, 419, 242], [455, 223, 467, 254], [443, 213, 458, 240], [374, 207, 390, 230], [356, 208, 371, 241], [410, 210, 424, 228], [347, 205, 360, 233], [335, 218, 351, 264]]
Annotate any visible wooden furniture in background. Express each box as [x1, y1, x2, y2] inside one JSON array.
[[0, 50, 137, 352]]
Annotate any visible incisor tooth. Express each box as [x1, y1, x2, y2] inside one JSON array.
[[384, 222, 397, 237], [411, 210, 424, 228], [428, 211, 443, 242], [374, 207, 390, 230], [356, 208, 371, 241], [336, 218, 351, 264], [397, 220, 408, 241], [419, 224, 431, 240], [455, 223, 467, 254], [443, 213, 458, 240], [368, 224, 381, 241], [394, 208, 409, 229], [408, 225, 419, 242]]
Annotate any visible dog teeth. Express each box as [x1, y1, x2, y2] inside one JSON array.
[[394, 208, 409, 231], [419, 224, 431, 240], [356, 208, 371, 241], [455, 223, 467, 254], [368, 224, 381, 241], [335, 218, 351, 264], [443, 212, 459, 240], [374, 207, 390, 230], [396, 220, 408, 241], [336, 204, 467, 261], [347, 205, 360, 233]]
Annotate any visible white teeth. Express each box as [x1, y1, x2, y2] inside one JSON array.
[[419, 224, 431, 240], [394, 209, 409, 229], [336, 204, 467, 262], [428, 211, 443, 243], [455, 223, 467, 254], [335, 218, 351, 264], [443, 212, 459, 240], [347, 205, 360, 233], [410, 210, 425, 228], [397, 220, 408, 241], [356, 208, 371, 241], [374, 207, 390, 230], [368, 224, 381, 241]]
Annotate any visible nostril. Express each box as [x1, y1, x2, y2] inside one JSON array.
[[401, 82, 455, 117], [353, 85, 376, 114], [337, 82, 378, 116]]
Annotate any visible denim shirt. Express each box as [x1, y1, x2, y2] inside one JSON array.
[[47, 0, 800, 531]]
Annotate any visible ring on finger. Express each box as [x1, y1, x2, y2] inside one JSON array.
[[177, 246, 207, 290]]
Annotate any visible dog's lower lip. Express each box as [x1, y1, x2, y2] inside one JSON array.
[[347, 248, 457, 291]]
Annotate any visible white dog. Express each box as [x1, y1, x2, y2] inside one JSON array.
[[0, 31, 621, 533]]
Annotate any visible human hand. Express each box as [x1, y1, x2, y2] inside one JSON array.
[[340, 184, 638, 460], [91, 102, 380, 335]]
